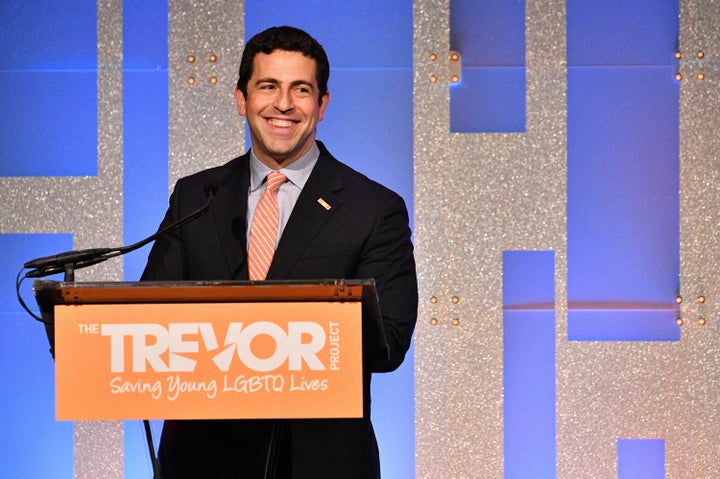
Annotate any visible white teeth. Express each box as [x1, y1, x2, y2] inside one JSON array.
[[268, 119, 293, 127]]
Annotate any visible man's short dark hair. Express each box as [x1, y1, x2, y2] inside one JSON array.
[[236, 26, 330, 105]]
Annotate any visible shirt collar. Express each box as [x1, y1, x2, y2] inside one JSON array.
[[249, 142, 320, 193]]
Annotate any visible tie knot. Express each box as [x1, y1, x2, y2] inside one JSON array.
[[266, 172, 286, 193]]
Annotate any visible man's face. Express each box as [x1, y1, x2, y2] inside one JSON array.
[[235, 50, 329, 169]]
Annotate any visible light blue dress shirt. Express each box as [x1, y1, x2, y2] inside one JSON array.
[[246, 142, 320, 248]]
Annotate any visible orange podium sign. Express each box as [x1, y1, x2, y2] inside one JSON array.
[[34, 280, 385, 422]]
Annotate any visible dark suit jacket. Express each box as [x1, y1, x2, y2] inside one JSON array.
[[142, 142, 418, 478]]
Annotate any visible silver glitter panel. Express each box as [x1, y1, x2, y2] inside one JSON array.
[[415, 0, 720, 477], [679, 0, 720, 476], [169, 0, 245, 190], [76, 1, 126, 477], [415, 0, 567, 477]]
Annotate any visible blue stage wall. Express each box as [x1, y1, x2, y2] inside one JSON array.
[[1, 1, 681, 477]]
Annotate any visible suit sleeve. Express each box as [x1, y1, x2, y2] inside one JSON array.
[[356, 192, 418, 373]]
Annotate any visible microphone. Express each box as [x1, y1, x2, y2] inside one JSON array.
[[24, 248, 115, 271], [24, 178, 220, 279]]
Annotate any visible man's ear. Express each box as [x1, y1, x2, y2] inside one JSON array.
[[234, 87, 246, 116], [318, 90, 330, 121]]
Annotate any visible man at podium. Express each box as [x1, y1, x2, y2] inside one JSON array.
[[142, 26, 418, 478]]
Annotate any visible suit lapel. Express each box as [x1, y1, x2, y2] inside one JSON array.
[[212, 153, 251, 279], [267, 148, 344, 279]]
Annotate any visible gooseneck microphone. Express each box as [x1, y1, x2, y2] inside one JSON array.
[[23, 178, 220, 280], [24, 248, 115, 273]]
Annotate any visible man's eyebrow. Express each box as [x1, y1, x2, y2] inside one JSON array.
[[253, 77, 280, 85], [290, 79, 315, 89], [253, 78, 315, 89]]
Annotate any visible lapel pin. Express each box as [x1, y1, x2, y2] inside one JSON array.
[[317, 198, 332, 210]]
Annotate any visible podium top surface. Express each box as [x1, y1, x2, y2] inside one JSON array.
[[34, 279, 377, 307]]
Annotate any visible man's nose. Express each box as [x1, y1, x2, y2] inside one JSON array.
[[274, 89, 293, 113]]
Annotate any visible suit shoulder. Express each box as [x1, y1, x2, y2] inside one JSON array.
[[343, 164, 393, 192], [336, 163, 407, 213], [317, 141, 402, 199]]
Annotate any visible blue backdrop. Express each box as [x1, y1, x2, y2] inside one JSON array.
[[1, 1, 680, 477]]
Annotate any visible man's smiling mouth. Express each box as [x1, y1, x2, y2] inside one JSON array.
[[268, 118, 294, 127]]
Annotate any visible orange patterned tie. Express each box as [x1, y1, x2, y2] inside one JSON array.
[[248, 171, 287, 280]]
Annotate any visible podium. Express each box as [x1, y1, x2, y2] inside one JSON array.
[[34, 279, 387, 421]]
